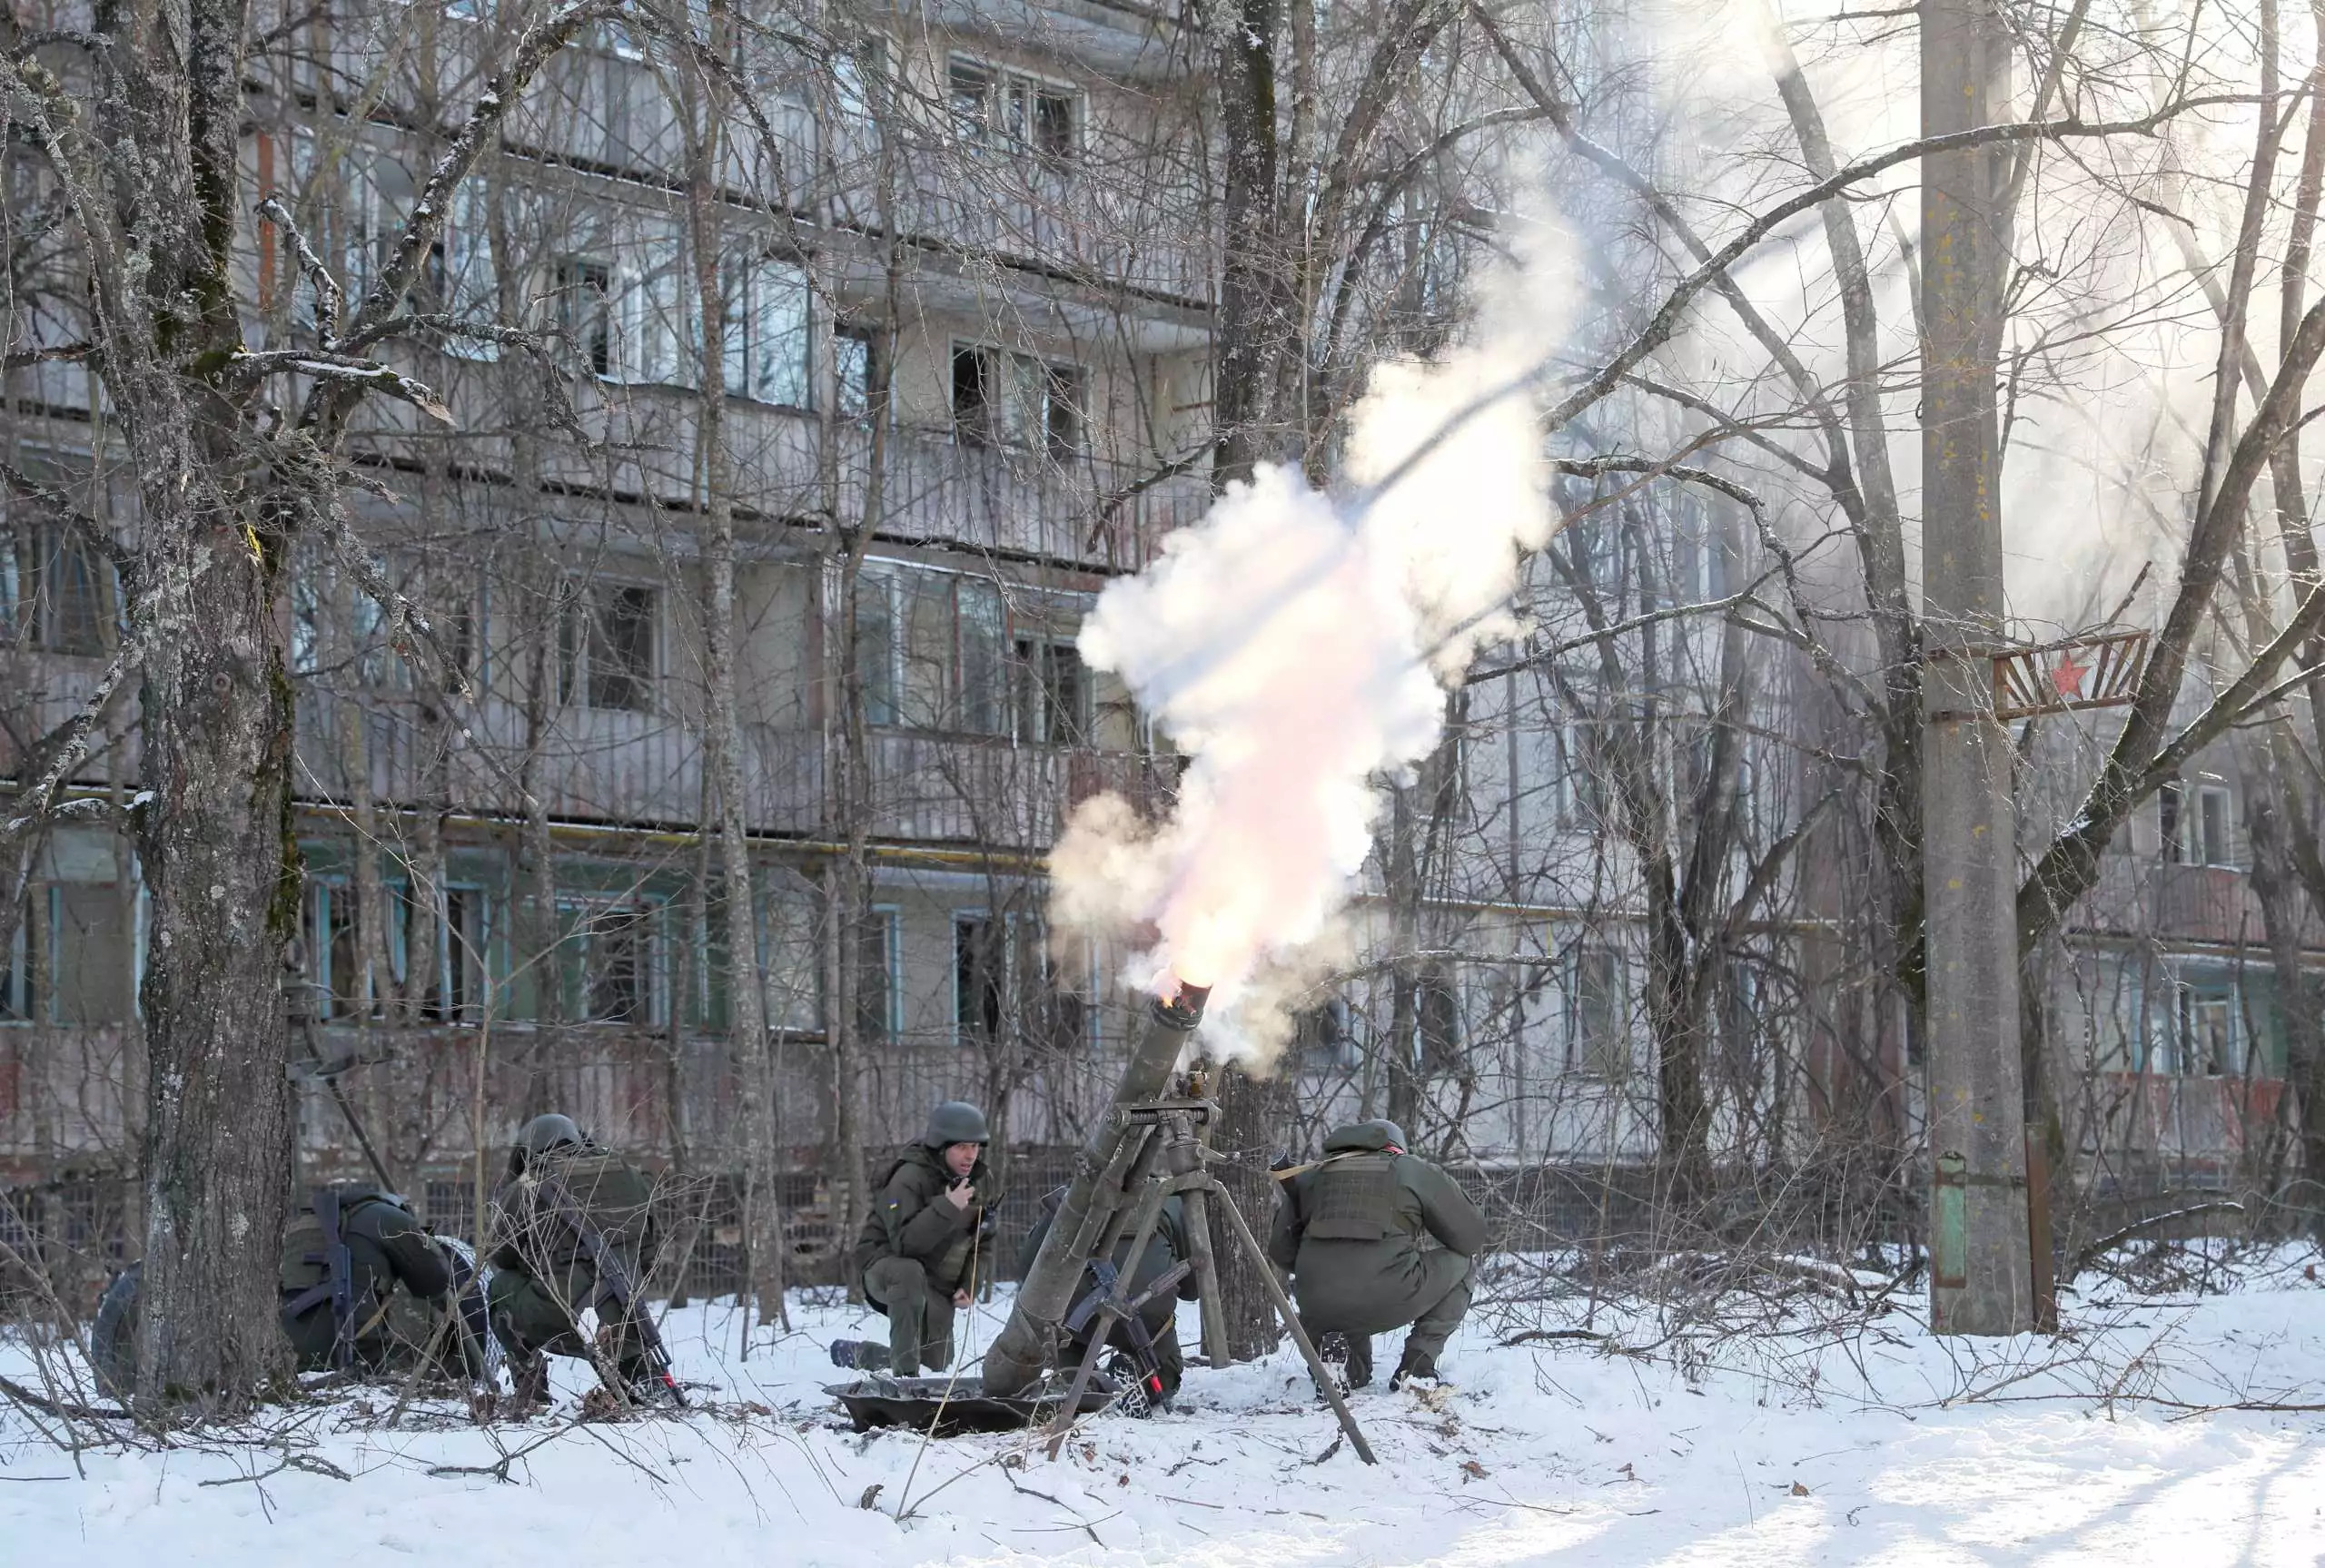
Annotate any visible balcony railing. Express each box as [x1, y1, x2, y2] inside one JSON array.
[[291, 688, 1174, 849]]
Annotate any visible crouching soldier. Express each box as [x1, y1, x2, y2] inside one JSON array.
[[829, 1101, 994, 1377], [486, 1113, 665, 1411], [1268, 1119, 1487, 1391], [281, 1184, 469, 1374], [91, 1185, 475, 1397], [1017, 1185, 1198, 1409]]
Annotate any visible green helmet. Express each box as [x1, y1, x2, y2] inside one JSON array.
[[1364, 1119, 1410, 1150], [924, 1100, 990, 1149], [517, 1113, 583, 1158]]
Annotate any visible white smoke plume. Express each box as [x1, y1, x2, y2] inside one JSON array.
[[1050, 255, 1568, 1061]]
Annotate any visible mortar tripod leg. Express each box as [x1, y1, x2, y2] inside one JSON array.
[[1211, 1179, 1377, 1465]]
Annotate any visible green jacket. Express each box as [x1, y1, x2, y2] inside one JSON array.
[[854, 1142, 994, 1298], [279, 1187, 452, 1366], [1267, 1123, 1487, 1327]]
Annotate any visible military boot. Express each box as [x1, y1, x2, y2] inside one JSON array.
[[1389, 1346, 1444, 1392], [828, 1339, 880, 1372]]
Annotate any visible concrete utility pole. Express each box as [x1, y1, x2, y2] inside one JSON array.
[[1920, 0, 2034, 1335]]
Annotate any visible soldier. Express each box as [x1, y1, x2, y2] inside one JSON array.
[[1017, 1184, 1198, 1406], [1268, 1119, 1488, 1391], [485, 1112, 661, 1411], [279, 1184, 462, 1373], [829, 1100, 995, 1378], [89, 1185, 471, 1397]]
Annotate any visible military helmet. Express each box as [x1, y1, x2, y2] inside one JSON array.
[[1365, 1119, 1410, 1151], [517, 1112, 583, 1157], [924, 1100, 990, 1148]]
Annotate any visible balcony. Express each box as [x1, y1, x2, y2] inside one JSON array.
[[2083, 1070, 2288, 1173], [292, 687, 1174, 851]]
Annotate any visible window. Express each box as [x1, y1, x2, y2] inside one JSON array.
[[1, 894, 32, 1021], [556, 259, 613, 377], [1293, 998, 1357, 1070], [948, 56, 1080, 163], [405, 883, 486, 1023], [948, 59, 994, 143], [297, 879, 366, 1021], [440, 178, 499, 359], [558, 583, 656, 712], [834, 325, 883, 418], [1417, 963, 1463, 1078], [1555, 719, 1608, 827], [2178, 989, 2241, 1077], [1014, 636, 1088, 744], [855, 906, 899, 1043], [617, 241, 688, 386], [722, 255, 811, 406], [955, 914, 1004, 1043], [3, 521, 111, 654], [952, 343, 1086, 455], [951, 911, 1082, 1050], [579, 903, 651, 1023], [855, 566, 1009, 735], [1565, 948, 1627, 1081], [2194, 784, 2234, 868]]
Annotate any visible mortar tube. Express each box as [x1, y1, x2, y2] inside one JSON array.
[[982, 983, 1209, 1397]]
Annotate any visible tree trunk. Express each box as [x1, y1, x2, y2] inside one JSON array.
[[1205, 1063, 1293, 1359], [683, 59, 787, 1330]]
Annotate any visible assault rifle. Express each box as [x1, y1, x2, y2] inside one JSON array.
[[536, 1175, 686, 1407]]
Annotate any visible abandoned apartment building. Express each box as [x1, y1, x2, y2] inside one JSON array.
[[0, 0, 2304, 1299]]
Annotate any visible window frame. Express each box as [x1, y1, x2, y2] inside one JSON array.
[[556, 579, 659, 714], [950, 340, 1089, 455]]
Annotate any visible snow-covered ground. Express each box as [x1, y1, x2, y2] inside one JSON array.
[[7, 1258, 2325, 1566]]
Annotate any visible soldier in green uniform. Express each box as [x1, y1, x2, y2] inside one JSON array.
[[1017, 1184, 1198, 1405], [1268, 1119, 1488, 1391], [91, 1185, 469, 1397], [279, 1184, 460, 1371], [485, 1112, 659, 1411], [829, 1100, 994, 1377]]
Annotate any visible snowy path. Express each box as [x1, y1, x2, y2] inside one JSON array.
[[7, 1283, 2325, 1566]]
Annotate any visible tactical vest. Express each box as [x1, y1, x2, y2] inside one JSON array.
[[529, 1149, 651, 1272], [1307, 1155, 1399, 1242]]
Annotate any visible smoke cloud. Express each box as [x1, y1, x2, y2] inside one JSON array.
[[1050, 254, 1568, 1061]]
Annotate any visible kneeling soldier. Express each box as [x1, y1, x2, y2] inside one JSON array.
[[830, 1100, 994, 1377], [1268, 1119, 1487, 1391], [486, 1113, 662, 1411]]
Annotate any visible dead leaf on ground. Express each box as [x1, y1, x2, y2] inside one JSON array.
[[1460, 1460, 1490, 1481], [1790, 1481, 1812, 1497]]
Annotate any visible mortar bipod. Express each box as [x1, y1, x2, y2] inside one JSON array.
[[1040, 1100, 1376, 1466]]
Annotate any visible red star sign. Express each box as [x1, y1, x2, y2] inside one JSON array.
[[2051, 650, 2090, 699]]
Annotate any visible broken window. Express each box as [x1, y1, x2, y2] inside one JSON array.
[[1014, 636, 1089, 745], [952, 343, 1086, 454], [558, 582, 656, 712], [578, 903, 652, 1024], [855, 906, 898, 1043]]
